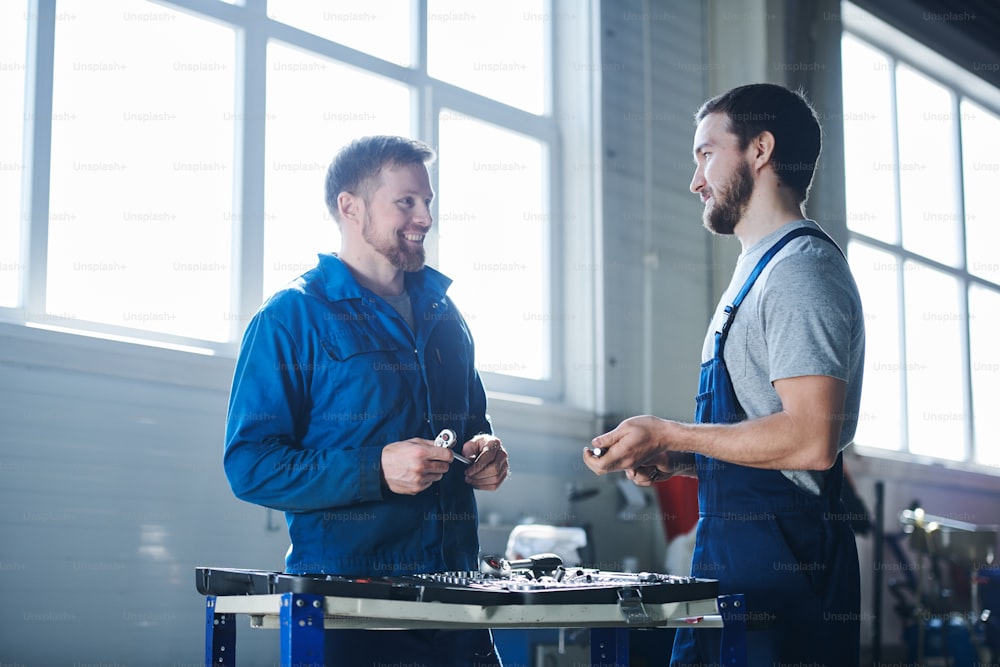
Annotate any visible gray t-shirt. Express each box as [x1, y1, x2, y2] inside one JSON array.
[[701, 220, 866, 494], [382, 290, 415, 331]]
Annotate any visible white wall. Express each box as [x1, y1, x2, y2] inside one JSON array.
[[0, 324, 662, 666], [0, 324, 288, 665]]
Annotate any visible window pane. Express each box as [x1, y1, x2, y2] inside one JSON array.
[[437, 111, 548, 379], [427, 0, 546, 114], [47, 0, 235, 341], [841, 34, 897, 243], [264, 42, 411, 298], [969, 285, 1000, 467], [0, 0, 28, 307], [896, 64, 962, 267], [848, 242, 903, 451], [961, 99, 1000, 284], [903, 262, 966, 460], [267, 0, 412, 67]]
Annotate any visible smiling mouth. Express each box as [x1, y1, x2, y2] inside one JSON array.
[[401, 233, 425, 243]]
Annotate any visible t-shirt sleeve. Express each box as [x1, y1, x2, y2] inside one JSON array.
[[758, 251, 857, 383]]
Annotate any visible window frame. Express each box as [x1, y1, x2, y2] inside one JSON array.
[[4, 0, 597, 404], [841, 1, 1000, 468]]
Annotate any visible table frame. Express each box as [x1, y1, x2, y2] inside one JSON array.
[[203, 591, 748, 666]]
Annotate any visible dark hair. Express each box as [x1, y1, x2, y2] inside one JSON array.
[[695, 83, 821, 205], [324, 135, 436, 222]]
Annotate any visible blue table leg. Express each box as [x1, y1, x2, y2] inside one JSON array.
[[590, 627, 630, 667], [718, 594, 748, 667], [205, 596, 236, 667], [279, 592, 325, 667]]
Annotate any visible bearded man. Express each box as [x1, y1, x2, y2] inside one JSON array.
[[225, 135, 509, 667], [585, 84, 866, 667]]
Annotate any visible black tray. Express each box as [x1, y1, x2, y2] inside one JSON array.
[[195, 566, 718, 606]]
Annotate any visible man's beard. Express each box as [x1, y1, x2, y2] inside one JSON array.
[[703, 159, 754, 236], [362, 210, 425, 272]]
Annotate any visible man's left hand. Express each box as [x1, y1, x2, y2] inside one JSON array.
[[584, 415, 671, 475], [462, 434, 509, 490]]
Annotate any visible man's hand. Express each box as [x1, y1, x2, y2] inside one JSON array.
[[583, 415, 671, 475], [624, 464, 674, 486], [624, 451, 698, 486], [582, 416, 697, 485], [462, 434, 509, 491], [381, 439, 453, 495]]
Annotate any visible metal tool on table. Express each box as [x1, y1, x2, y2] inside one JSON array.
[[195, 561, 736, 666], [480, 552, 564, 578]]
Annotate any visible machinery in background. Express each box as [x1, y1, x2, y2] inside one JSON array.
[[880, 501, 999, 666]]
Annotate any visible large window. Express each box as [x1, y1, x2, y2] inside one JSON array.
[[0, 0, 29, 307], [4, 0, 582, 399], [48, 0, 236, 342], [841, 3, 1000, 467]]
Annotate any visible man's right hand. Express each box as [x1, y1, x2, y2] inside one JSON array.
[[380, 439, 454, 495]]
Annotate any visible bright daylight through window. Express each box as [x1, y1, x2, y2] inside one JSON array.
[[841, 4, 1000, 467], [5, 0, 561, 395]]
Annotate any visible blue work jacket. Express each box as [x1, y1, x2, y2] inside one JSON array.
[[224, 253, 490, 576]]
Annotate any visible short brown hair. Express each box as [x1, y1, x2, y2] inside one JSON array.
[[324, 136, 436, 222], [696, 84, 821, 205]]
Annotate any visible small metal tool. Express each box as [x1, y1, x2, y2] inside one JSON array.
[[480, 553, 564, 578], [434, 428, 473, 465]]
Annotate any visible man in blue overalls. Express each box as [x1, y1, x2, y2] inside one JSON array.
[[584, 83, 866, 666]]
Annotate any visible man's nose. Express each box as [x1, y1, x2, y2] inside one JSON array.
[[414, 203, 433, 228], [690, 167, 705, 194]]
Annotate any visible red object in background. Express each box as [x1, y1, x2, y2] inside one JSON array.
[[655, 476, 699, 540]]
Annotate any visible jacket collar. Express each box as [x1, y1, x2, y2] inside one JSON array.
[[316, 253, 453, 304]]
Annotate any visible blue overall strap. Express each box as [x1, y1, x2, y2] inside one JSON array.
[[718, 227, 841, 343]]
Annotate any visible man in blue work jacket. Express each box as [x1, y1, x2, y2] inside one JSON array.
[[584, 84, 866, 666], [225, 135, 510, 667]]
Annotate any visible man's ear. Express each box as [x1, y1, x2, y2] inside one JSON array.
[[750, 131, 776, 170], [337, 191, 363, 225]]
